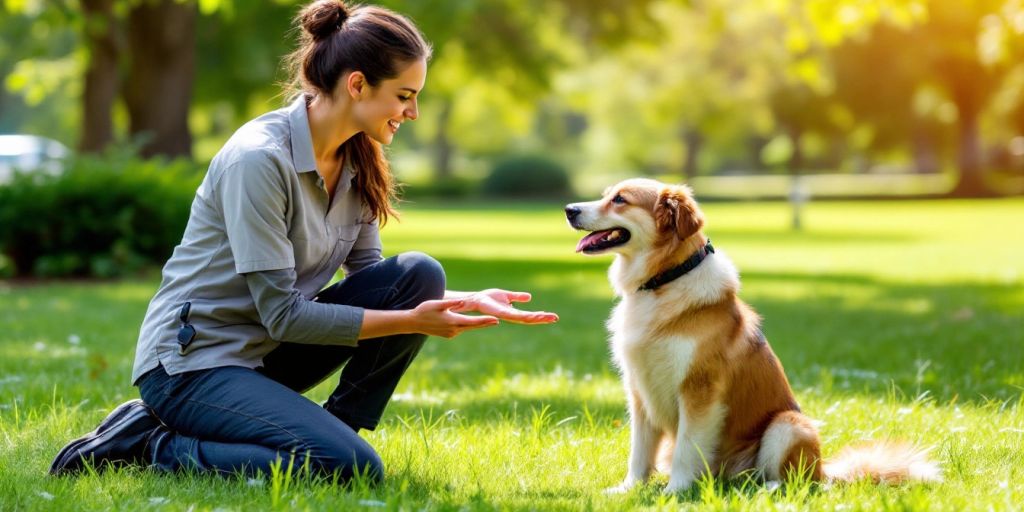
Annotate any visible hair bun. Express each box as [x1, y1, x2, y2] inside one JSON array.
[[300, 0, 350, 42]]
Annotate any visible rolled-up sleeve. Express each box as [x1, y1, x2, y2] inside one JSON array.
[[216, 156, 295, 274], [245, 268, 363, 345]]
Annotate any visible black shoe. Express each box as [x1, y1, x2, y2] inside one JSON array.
[[49, 399, 163, 475]]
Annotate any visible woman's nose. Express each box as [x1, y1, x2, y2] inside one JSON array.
[[405, 100, 419, 121]]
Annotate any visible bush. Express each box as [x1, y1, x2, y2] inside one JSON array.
[[481, 154, 573, 199], [400, 176, 477, 200], [0, 152, 203, 278]]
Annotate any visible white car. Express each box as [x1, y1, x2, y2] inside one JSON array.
[[0, 134, 70, 184]]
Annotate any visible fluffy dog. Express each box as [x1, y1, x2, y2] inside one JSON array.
[[565, 179, 940, 493]]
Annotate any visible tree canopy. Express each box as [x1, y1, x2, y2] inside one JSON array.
[[2, 0, 1022, 196]]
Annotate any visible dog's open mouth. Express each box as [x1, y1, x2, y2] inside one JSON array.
[[575, 228, 631, 253]]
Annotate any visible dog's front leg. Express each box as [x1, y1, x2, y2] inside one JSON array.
[[664, 403, 724, 494], [606, 395, 659, 493]]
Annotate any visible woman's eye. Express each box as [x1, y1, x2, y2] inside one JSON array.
[[399, 96, 411, 102], [611, 194, 627, 205]]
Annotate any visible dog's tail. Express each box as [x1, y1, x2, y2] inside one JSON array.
[[759, 411, 941, 484], [822, 440, 941, 484]]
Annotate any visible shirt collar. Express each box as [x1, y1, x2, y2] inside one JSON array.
[[287, 94, 318, 174]]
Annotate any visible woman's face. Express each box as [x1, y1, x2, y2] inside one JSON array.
[[355, 58, 427, 145]]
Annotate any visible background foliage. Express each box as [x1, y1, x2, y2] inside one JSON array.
[[0, 152, 200, 277], [481, 154, 573, 199], [1, 0, 1023, 199]]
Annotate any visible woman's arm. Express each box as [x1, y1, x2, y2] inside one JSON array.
[[246, 268, 363, 345], [247, 269, 503, 344]]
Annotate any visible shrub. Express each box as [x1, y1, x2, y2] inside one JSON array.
[[481, 154, 573, 199], [400, 176, 477, 200], [0, 152, 202, 278]]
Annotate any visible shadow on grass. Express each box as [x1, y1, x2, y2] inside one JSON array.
[[1, 256, 1021, 408], [376, 458, 828, 509], [383, 393, 627, 428], [419, 257, 1024, 403]]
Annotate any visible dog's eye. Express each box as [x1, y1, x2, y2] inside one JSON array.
[[611, 194, 627, 205]]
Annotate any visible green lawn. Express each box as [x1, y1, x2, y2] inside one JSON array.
[[1, 198, 1023, 511]]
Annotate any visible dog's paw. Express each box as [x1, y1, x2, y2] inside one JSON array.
[[662, 479, 694, 495], [603, 480, 639, 495]]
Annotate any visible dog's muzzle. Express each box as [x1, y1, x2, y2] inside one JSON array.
[[564, 206, 582, 228]]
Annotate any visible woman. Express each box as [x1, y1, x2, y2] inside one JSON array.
[[50, 0, 557, 483]]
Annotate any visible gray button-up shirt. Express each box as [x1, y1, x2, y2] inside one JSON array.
[[131, 95, 383, 384]]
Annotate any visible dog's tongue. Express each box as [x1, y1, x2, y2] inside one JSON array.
[[576, 230, 612, 252]]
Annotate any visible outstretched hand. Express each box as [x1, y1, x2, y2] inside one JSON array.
[[452, 288, 559, 325], [409, 298, 499, 339], [405, 289, 557, 340]]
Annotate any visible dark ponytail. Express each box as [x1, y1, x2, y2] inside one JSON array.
[[286, 0, 431, 226]]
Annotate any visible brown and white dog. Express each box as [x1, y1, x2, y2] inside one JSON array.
[[565, 179, 940, 493]]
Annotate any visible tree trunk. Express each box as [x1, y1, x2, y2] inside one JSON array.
[[124, 0, 197, 159], [911, 120, 939, 174], [748, 135, 768, 172], [938, 55, 995, 197], [79, 0, 121, 153], [433, 98, 454, 179], [681, 127, 702, 183], [951, 106, 990, 197]]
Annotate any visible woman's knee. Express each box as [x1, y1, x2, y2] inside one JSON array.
[[313, 441, 384, 484], [350, 445, 384, 483], [396, 251, 445, 302]]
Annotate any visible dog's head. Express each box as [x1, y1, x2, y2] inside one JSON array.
[[565, 178, 705, 256]]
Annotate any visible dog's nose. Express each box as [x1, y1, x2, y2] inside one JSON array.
[[564, 206, 581, 223]]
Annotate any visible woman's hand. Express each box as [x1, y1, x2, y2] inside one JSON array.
[[359, 290, 556, 341], [408, 298, 499, 338], [451, 289, 559, 324]]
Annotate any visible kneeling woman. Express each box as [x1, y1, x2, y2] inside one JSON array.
[[50, 0, 557, 482]]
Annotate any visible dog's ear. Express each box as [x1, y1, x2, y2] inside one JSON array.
[[655, 186, 704, 240]]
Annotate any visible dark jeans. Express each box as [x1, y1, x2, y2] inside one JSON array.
[[137, 252, 445, 481]]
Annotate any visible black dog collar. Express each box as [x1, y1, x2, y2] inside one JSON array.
[[638, 240, 715, 292]]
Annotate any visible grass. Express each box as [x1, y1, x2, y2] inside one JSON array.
[[1, 197, 1023, 511]]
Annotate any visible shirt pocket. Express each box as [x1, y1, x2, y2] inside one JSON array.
[[334, 224, 362, 261], [291, 224, 360, 283], [309, 224, 361, 280]]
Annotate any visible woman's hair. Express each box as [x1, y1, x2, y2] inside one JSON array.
[[286, 0, 431, 226]]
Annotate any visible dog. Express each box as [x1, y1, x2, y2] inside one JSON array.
[[565, 178, 940, 493]]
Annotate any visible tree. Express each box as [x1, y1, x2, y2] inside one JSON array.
[[831, 22, 943, 174], [921, 0, 1010, 196], [7, 0, 207, 159], [384, 0, 660, 179], [80, 0, 121, 153], [828, 0, 1020, 195], [123, 0, 197, 158]]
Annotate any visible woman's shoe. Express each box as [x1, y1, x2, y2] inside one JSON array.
[[49, 399, 164, 475]]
